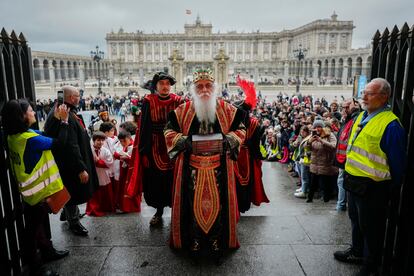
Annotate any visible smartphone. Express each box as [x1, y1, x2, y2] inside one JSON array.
[[57, 90, 64, 105]]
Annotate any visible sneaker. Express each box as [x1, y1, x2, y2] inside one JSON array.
[[294, 192, 307, 198], [295, 188, 302, 192], [333, 248, 364, 264]]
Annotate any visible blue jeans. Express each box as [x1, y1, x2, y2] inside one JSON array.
[[299, 163, 310, 193], [336, 168, 347, 210]]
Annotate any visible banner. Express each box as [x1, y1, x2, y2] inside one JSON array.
[[353, 75, 367, 98]]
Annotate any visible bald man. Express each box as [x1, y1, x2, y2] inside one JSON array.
[[45, 86, 98, 236]]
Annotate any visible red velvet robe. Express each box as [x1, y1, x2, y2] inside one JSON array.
[[164, 100, 246, 249], [126, 93, 183, 209], [234, 116, 269, 212], [114, 141, 141, 213]]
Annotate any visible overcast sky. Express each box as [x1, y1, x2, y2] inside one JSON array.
[[1, 0, 413, 56]]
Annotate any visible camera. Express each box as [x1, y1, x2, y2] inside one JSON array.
[[57, 90, 64, 105], [312, 130, 318, 136]]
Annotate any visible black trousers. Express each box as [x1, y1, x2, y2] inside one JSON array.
[[23, 202, 53, 271], [308, 173, 337, 201], [347, 180, 391, 271]]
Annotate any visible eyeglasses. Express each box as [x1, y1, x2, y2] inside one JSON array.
[[196, 83, 213, 90], [361, 90, 384, 97]]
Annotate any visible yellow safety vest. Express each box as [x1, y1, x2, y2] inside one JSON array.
[[7, 131, 64, 205], [345, 110, 398, 182], [260, 144, 267, 158], [303, 147, 311, 166]]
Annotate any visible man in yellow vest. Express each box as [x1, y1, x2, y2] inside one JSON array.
[[333, 78, 406, 275]]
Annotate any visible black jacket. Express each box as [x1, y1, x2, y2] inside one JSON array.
[[44, 104, 98, 205]]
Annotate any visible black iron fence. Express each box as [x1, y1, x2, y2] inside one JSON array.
[[371, 23, 414, 276], [0, 28, 36, 275]]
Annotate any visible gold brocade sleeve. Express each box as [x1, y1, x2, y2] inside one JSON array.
[[164, 114, 187, 160]]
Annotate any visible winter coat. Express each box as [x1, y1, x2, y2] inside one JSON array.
[[308, 128, 338, 176], [44, 105, 99, 205]]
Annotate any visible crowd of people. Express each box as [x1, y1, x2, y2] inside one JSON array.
[[2, 67, 406, 275]]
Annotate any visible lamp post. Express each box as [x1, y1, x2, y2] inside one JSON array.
[[293, 44, 307, 93], [90, 45, 104, 94]]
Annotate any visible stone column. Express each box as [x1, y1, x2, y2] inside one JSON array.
[[39, 66, 45, 83], [342, 64, 349, 85], [313, 63, 319, 84], [55, 66, 61, 82], [139, 66, 144, 86], [169, 50, 185, 92], [79, 64, 85, 90], [109, 64, 115, 94], [49, 66, 56, 93], [213, 49, 230, 89], [283, 62, 289, 85], [254, 65, 259, 85]]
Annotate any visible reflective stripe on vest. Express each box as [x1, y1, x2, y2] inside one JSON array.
[[20, 159, 57, 188], [345, 111, 398, 182], [350, 145, 387, 166], [7, 131, 64, 205], [21, 171, 61, 196]]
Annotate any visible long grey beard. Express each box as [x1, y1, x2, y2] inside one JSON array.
[[193, 92, 217, 125]]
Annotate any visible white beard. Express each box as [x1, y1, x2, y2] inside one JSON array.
[[192, 86, 217, 124]]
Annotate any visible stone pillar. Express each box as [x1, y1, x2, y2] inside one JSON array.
[[49, 66, 56, 93], [55, 66, 61, 81], [79, 64, 85, 90], [168, 50, 185, 92], [313, 63, 319, 84], [213, 49, 230, 89], [109, 64, 115, 94], [254, 66, 259, 85], [283, 62, 289, 85], [342, 64, 349, 85], [139, 66, 144, 86], [39, 66, 45, 82]]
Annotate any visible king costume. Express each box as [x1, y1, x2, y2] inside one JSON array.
[[164, 70, 246, 252]]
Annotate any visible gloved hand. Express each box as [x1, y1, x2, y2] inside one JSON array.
[[184, 137, 192, 153]]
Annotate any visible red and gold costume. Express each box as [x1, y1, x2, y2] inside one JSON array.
[[234, 115, 269, 212], [164, 100, 246, 250], [127, 93, 183, 209]]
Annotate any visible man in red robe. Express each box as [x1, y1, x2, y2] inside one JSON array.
[[233, 77, 269, 212], [127, 72, 183, 226], [164, 69, 246, 263]]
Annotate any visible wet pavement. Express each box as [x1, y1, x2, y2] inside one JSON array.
[[45, 162, 359, 275]]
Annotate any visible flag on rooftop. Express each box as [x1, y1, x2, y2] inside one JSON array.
[[186, 9, 192, 15]]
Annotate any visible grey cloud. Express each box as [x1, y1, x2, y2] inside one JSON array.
[[1, 0, 412, 55]]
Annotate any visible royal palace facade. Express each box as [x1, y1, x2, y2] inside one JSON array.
[[31, 13, 371, 91], [105, 13, 371, 89]]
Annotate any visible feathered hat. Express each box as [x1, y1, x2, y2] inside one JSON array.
[[235, 75, 257, 111]]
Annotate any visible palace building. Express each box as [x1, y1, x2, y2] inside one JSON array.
[[105, 13, 371, 89]]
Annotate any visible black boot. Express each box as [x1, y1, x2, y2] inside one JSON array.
[[189, 239, 201, 264], [211, 239, 223, 266]]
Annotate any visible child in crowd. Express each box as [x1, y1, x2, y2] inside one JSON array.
[[99, 122, 121, 210], [113, 130, 141, 213], [86, 131, 114, 216]]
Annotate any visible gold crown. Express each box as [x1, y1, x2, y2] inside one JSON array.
[[192, 68, 215, 83]]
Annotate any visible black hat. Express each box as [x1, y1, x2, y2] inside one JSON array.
[[151, 72, 176, 91], [234, 100, 250, 112], [141, 80, 155, 93]]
